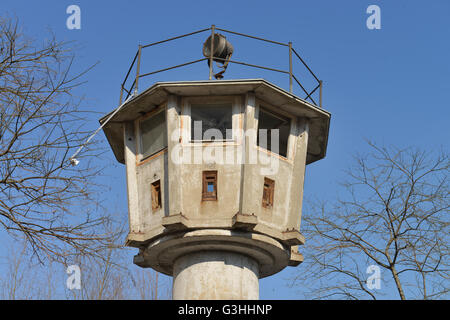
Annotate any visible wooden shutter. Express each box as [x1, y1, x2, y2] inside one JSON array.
[[262, 177, 275, 208], [151, 180, 161, 211]]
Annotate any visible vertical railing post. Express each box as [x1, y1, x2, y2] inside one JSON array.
[[288, 42, 293, 93], [319, 80, 323, 108], [119, 85, 124, 105], [135, 45, 142, 95], [209, 25, 215, 80]]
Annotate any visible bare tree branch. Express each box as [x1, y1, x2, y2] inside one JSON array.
[[0, 16, 118, 264], [291, 141, 449, 300]]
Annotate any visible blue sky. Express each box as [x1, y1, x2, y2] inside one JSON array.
[[1, 0, 449, 299]]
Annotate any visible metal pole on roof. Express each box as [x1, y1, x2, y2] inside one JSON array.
[[209, 25, 215, 80], [119, 84, 123, 105], [135, 45, 142, 94], [288, 42, 293, 93], [319, 80, 323, 107]]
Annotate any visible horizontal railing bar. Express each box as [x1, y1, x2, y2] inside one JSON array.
[[141, 28, 211, 49], [229, 60, 289, 74], [213, 56, 289, 74], [121, 50, 139, 87], [291, 47, 320, 83], [215, 27, 289, 47], [139, 58, 208, 78]]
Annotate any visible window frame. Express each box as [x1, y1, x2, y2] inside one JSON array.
[[135, 104, 168, 164], [202, 170, 218, 201], [181, 96, 242, 145], [255, 99, 296, 161]]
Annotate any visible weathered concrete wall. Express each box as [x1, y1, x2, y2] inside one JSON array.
[[124, 122, 141, 234], [240, 94, 309, 234], [287, 117, 309, 230], [167, 95, 182, 216], [172, 250, 259, 300], [180, 160, 242, 222], [175, 95, 244, 225], [136, 153, 168, 234]]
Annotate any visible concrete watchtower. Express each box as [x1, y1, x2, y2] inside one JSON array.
[[100, 26, 330, 300]]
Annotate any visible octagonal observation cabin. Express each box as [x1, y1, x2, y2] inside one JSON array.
[[100, 26, 331, 299]]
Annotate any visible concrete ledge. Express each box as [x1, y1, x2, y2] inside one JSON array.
[[282, 229, 306, 246], [134, 228, 291, 278], [126, 226, 165, 247], [252, 223, 306, 247], [288, 246, 304, 267], [232, 213, 258, 230], [162, 213, 190, 231], [127, 220, 305, 250]]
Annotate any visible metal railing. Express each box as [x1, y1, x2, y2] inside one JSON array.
[[119, 25, 323, 108]]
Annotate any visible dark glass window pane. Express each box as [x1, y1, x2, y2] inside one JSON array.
[[140, 111, 167, 159], [257, 108, 290, 158], [191, 103, 232, 141]]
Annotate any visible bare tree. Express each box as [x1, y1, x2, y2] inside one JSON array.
[[131, 267, 165, 300], [291, 142, 449, 300], [0, 241, 29, 299], [0, 236, 170, 299], [0, 16, 118, 264], [63, 243, 170, 300]]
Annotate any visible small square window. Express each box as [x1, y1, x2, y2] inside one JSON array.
[[151, 180, 162, 211], [202, 171, 217, 201], [262, 177, 275, 209]]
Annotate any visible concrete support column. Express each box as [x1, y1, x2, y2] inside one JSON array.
[[172, 251, 259, 300]]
